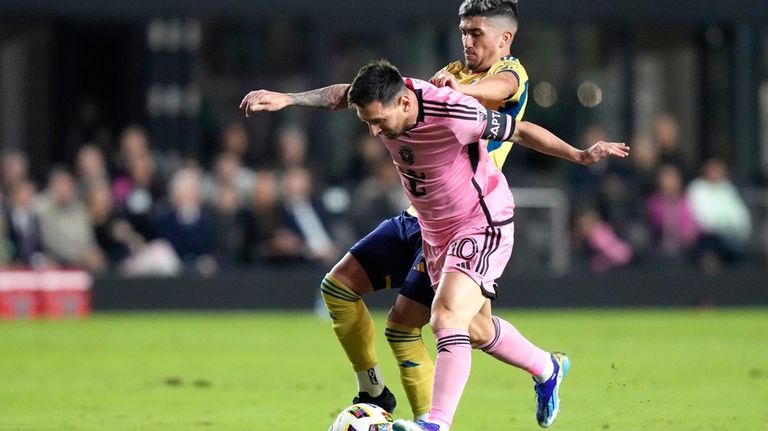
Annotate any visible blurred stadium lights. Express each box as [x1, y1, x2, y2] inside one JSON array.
[[576, 81, 603, 108], [533, 81, 557, 108]]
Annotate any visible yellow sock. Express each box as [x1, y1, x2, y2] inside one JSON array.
[[385, 320, 433, 418], [320, 274, 379, 376]]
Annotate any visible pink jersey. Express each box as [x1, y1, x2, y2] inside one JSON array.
[[381, 78, 516, 247]]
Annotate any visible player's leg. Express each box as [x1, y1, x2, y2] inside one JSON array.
[[386, 292, 432, 420], [320, 214, 416, 412], [424, 271, 489, 431]]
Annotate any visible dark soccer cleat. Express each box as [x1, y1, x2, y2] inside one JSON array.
[[353, 386, 397, 414], [534, 352, 571, 428]]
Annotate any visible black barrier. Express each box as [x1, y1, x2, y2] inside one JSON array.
[[91, 266, 768, 310]]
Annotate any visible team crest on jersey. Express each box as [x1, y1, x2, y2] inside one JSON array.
[[399, 146, 415, 165]]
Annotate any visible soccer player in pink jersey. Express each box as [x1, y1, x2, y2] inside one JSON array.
[[241, 59, 628, 430]]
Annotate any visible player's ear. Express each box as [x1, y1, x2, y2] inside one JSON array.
[[399, 94, 411, 113], [501, 30, 514, 47]]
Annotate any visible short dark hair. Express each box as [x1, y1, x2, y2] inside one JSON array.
[[348, 59, 406, 108], [458, 0, 519, 22]]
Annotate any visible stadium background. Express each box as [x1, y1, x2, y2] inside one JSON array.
[[1, 2, 767, 431], [1, 0, 767, 307]]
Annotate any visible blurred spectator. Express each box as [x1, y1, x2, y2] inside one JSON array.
[[75, 144, 110, 195], [573, 208, 633, 273], [247, 170, 304, 263], [282, 166, 338, 264], [652, 112, 690, 177], [201, 151, 255, 205], [686, 158, 752, 270], [211, 183, 252, 266], [1, 150, 29, 194], [115, 125, 151, 173], [350, 157, 409, 237], [37, 167, 106, 272], [86, 181, 133, 266], [566, 124, 610, 200], [86, 181, 180, 276], [345, 134, 389, 184], [4, 180, 45, 267], [155, 168, 217, 275], [112, 152, 164, 240], [626, 133, 660, 198], [646, 165, 700, 260], [276, 124, 308, 169], [220, 120, 255, 166]]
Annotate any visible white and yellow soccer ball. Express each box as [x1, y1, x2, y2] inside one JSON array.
[[328, 403, 394, 431]]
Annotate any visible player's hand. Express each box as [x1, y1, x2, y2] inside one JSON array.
[[428, 70, 462, 91], [580, 141, 630, 165], [239, 90, 293, 117]]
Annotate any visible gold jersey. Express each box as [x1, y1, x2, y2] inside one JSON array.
[[443, 56, 529, 169]]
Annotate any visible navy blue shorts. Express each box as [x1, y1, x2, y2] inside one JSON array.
[[349, 211, 434, 307]]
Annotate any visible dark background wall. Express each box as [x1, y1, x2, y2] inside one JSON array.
[[92, 266, 768, 310]]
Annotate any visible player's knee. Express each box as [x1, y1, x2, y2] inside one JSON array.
[[429, 306, 470, 332], [468, 316, 495, 348], [320, 274, 361, 313], [387, 299, 429, 329], [328, 254, 373, 296]]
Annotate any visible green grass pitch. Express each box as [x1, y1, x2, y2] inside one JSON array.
[[1, 309, 766, 430]]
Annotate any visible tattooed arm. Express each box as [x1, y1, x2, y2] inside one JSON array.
[[239, 84, 350, 117]]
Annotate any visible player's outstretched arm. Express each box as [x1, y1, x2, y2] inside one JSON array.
[[239, 84, 351, 117], [430, 70, 518, 107], [512, 121, 629, 165]]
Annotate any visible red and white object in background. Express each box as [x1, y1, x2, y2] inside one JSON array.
[[0, 271, 40, 319], [0, 270, 92, 320]]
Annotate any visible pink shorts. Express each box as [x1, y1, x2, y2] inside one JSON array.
[[422, 223, 514, 299]]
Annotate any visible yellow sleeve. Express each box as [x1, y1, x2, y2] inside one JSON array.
[[488, 57, 529, 105]]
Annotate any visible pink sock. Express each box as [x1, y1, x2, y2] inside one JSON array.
[[428, 328, 472, 429], [478, 316, 551, 375]]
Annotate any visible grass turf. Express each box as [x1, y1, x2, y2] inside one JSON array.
[[0, 309, 766, 430]]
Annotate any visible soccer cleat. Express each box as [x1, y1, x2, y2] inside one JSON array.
[[392, 419, 440, 431], [353, 386, 397, 414], [534, 352, 571, 428]]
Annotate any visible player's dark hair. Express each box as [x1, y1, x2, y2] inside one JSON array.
[[458, 0, 519, 22], [348, 59, 406, 108]]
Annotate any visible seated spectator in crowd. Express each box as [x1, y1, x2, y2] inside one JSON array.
[[4, 180, 46, 267], [220, 120, 257, 167], [211, 183, 252, 266], [627, 133, 660, 198], [276, 125, 309, 170], [653, 112, 690, 178], [247, 170, 304, 263], [646, 165, 701, 261], [86, 181, 180, 276], [573, 208, 633, 273], [155, 168, 217, 274], [112, 152, 165, 240], [345, 133, 390, 186], [686, 158, 752, 270], [37, 167, 106, 272], [1, 150, 29, 195], [567, 124, 611, 201], [75, 144, 111, 195], [201, 151, 255, 205], [282, 166, 337, 264], [350, 157, 409, 237]]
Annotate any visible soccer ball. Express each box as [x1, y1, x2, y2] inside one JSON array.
[[328, 403, 394, 431]]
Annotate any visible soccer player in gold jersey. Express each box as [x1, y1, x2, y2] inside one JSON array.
[[241, 0, 628, 427]]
